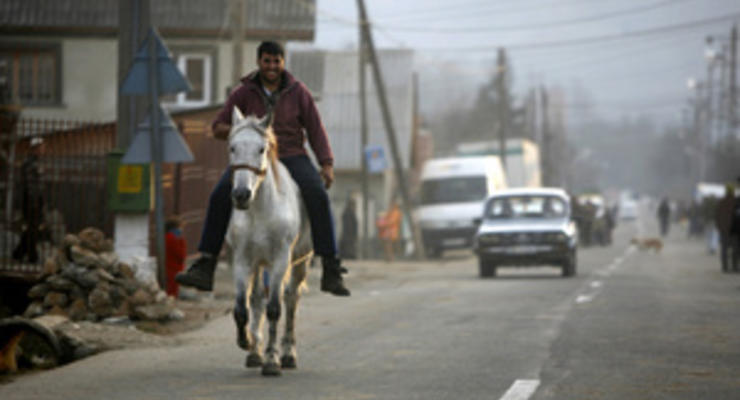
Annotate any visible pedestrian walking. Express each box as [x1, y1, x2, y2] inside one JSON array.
[[339, 197, 358, 259], [730, 178, 740, 271], [715, 185, 736, 272], [657, 197, 671, 237], [377, 199, 401, 262], [12, 137, 45, 264]]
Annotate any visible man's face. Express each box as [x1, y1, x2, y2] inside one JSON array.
[[257, 52, 285, 85]]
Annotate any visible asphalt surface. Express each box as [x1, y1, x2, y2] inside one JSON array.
[[1, 212, 739, 400]]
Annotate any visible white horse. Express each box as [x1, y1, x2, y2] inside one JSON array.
[[226, 107, 313, 376]]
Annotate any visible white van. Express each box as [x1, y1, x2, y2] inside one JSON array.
[[415, 156, 507, 258]]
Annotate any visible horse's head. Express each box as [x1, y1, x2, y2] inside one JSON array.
[[228, 107, 277, 210]]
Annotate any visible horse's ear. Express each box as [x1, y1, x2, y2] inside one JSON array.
[[232, 106, 245, 125], [258, 110, 274, 131]]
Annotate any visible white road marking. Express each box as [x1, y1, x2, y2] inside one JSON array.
[[499, 379, 541, 400], [574, 245, 634, 305], [576, 294, 594, 304]]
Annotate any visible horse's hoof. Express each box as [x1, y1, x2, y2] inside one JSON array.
[[245, 353, 263, 368], [280, 354, 297, 369], [262, 362, 282, 376]]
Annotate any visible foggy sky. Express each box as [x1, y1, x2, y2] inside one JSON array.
[[289, 0, 740, 130]]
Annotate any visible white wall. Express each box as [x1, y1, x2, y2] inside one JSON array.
[[19, 37, 262, 122], [19, 38, 118, 121]]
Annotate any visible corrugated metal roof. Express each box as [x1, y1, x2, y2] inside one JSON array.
[[289, 49, 415, 171], [0, 0, 315, 39]]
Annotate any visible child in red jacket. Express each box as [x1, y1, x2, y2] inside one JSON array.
[[165, 216, 187, 297]]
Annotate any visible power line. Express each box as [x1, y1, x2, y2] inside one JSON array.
[[372, 0, 606, 24], [517, 31, 697, 74], [416, 12, 740, 52], [375, 0, 693, 33]]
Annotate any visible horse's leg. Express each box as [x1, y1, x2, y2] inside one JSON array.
[[246, 266, 265, 368], [280, 256, 309, 369], [262, 250, 291, 376], [233, 275, 249, 350], [231, 243, 251, 352]]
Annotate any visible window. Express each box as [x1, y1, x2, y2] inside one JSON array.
[[420, 176, 488, 205], [163, 53, 212, 108], [485, 196, 567, 219], [0, 44, 61, 106]]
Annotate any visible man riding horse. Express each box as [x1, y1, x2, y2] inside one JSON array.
[[176, 41, 350, 297]]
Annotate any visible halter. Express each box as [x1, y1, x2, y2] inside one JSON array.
[[230, 163, 267, 177]]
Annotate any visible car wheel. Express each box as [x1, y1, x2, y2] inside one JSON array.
[[479, 259, 497, 278], [562, 250, 577, 277]]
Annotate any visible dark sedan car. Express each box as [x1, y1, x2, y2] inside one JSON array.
[[473, 188, 578, 278]]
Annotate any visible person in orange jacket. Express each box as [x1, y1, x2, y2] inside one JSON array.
[[377, 199, 402, 262], [165, 215, 187, 297]]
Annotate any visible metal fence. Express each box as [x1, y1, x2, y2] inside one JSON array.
[[0, 118, 115, 279]]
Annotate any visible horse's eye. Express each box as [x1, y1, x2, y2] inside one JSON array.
[[259, 147, 265, 154], [230, 145, 235, 153]]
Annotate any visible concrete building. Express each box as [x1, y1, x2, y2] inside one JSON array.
[[0, 0, 316, 120], [288, 48, 417, 243]]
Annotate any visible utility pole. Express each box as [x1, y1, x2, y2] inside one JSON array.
[[115, 0, 150, 266], [231, 0, 246, 85], [496, 48, 508, 169], [705, 39, 716, 147], [540, 86, 551, 187], [730, 24, 737, 138], [356, 0, 425, 259], [147, 30, 166, 288], [117, 0, 150, 150], [691, 83, 705, 188], [357, 11, 369, 259]]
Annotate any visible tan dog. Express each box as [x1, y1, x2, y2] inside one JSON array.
[[631, 237, 663, 253]]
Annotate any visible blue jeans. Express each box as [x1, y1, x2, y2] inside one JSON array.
[[198, 154, 338, 258]]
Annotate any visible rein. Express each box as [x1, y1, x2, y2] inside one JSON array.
[[230, 163, 267, 177]]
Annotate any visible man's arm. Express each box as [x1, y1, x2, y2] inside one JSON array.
[[298, 83, 333, 168], [212, 122, 231, 140], [211, 83, 247, 140]]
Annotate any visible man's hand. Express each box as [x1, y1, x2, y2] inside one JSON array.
[[320, 165, 334, 189], [212, 123, 231, 140]]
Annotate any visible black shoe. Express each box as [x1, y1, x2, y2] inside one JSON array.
[[175, 256, 217, 291], [321, 257, 351, 296]]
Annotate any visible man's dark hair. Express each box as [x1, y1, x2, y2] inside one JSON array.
[[258, 41, 284, 58]]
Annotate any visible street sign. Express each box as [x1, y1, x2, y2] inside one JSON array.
[[120, 29, 191, 95], [121, 106, 194, 164], [107, 150, 151, 212], [365, 145, 387, 173]]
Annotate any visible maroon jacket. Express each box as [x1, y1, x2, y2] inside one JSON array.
[[212, 70, 333, 166]]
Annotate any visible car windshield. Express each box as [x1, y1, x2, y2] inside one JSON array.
[[420, 176, 487, 205], [485, 195, 567, 219]]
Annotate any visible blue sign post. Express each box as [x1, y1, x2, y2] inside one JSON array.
[[365, 145, 388, 173], [119, 27, 191, 288]]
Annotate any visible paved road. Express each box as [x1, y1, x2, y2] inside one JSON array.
[[2, 215, 739, 399]]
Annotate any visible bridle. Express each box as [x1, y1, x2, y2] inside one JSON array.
[[230, 163, 267, 177]]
